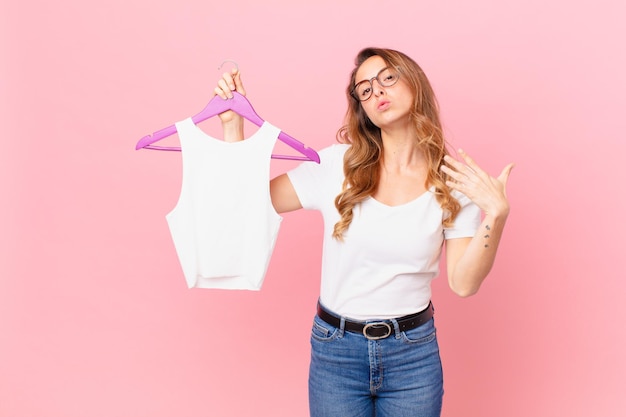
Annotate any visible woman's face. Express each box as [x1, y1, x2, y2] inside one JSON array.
[[354, 56, 414, 130]]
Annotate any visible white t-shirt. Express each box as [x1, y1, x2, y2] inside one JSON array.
[[166, 118, 282, 290], [288, 144, 481, 320]]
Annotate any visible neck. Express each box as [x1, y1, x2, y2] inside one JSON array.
[[380, 128, 426, 169]]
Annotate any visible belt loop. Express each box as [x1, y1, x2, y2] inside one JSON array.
[[391, 318, 401, 339], [338, 316, 346, 337]]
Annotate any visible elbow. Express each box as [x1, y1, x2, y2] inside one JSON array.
[[448, 266, 491, 298], [452, 286, 479, 298], [449, 278, 481, 298]]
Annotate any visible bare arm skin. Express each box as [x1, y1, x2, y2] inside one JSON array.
[[441, 150, 514, 296]]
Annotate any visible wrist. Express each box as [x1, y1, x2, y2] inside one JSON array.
[[223, 119, 244, 142], [484, 204, 509, 223]]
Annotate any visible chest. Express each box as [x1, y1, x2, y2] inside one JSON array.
[[372, 166, 428, 207], [342, 194, 445, 263]]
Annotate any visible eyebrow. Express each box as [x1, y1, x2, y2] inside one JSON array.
[[355, 66, 388, 84]]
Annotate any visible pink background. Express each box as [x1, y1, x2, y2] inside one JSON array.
[[2, 0, 625, 416]]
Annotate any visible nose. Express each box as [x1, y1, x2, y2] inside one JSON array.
[[372, 79, 386, 97]]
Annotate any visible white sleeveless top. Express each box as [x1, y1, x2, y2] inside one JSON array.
[[166, 118, 283, 290]]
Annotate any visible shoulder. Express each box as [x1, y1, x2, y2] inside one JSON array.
[[307, 143, 350, 173], [442, 190, 480, 225], [318, 143, 350, 162], [288, 143, 349, 181]]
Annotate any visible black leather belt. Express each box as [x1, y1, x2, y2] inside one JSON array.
[[316, 301, 434, 340]]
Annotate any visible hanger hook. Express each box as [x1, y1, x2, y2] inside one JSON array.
[[218, 60, 239, 72]]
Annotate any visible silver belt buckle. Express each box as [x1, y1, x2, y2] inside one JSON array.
[[362, 322, 392, 340]]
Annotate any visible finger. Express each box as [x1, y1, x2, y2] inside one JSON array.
[[442, 155, 476, 184], [458, 149, 488, 178], [217, 78, 234, 99], [444, 153, 474, 176], [232, 70, 246, 96], [442, 154, 464, 172], [444, 178, 466, 193], [440, 163, 462, 181], [222, 71, 236, 91], [214, 85, 228, 100], [221, 72, 237, 98]]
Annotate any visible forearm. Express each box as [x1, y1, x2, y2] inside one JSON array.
[[223, 118, 244, 142], [448, 212, 508, 297]]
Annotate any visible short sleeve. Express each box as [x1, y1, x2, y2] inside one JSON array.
[[287, 144, 348, 211], [443, 191, 481, 239]]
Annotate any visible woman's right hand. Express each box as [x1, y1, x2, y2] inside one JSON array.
[[213, 68, 246, 125]]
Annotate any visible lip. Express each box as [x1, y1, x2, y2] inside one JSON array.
[[377, 100, 390, 111]]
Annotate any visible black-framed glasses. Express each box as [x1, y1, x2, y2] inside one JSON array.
[[351, 67, 401, 101]]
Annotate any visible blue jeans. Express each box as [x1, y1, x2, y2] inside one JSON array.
[[308, 309, 443, 417]]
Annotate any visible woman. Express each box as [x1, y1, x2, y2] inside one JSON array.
[[214, 47, 513, 417]]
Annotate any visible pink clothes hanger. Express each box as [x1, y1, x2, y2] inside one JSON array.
[[135, 62, 320, 163]]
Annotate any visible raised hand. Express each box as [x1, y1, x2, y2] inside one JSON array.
[[213, 68, 246, 124], [440, 149, 514, 219], [213, 68, 246, 141]]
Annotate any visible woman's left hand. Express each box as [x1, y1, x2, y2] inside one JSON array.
[[440, 149, 514, 218]]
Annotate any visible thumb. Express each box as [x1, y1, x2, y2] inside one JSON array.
[[498, 163, 515, 187]]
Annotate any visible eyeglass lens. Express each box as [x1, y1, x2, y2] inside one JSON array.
[[353, 67, 400, 101]]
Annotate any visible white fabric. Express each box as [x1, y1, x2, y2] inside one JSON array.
[[166, 118, 282, 290], [288, 144, 481, 319]]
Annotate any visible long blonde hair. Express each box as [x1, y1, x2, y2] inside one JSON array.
[[333, 47, 460, 240]]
